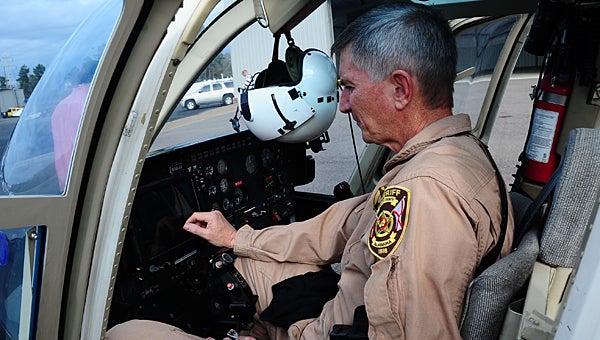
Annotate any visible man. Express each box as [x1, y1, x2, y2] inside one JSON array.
[[107, 2, 513, 339], [241, 69, 254, 91]]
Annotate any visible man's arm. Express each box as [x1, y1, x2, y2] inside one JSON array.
[[184, 194, 369, 264], [363, 177, 480, 339]]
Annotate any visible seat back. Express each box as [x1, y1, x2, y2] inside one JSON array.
[[519, 128, 600, 337], [460, 128, 600, 339], [459, 191, 537, 339], [539, 128, 600, 267], [459, 228, 539, 340]]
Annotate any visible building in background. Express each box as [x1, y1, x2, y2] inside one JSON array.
[[0, 88, 25, 113], [228, 2, 335, 93]]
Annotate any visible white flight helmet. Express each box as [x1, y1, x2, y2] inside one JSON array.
[[239, 46, 338, 143]]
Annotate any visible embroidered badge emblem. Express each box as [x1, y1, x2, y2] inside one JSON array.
[[369, 185, 410, 260]]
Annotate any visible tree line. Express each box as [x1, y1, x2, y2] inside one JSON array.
[[197, 52, 232, 81], [0, 64, 46, 99], [1, 51, 231, 98], [18, 64, 45, 98]]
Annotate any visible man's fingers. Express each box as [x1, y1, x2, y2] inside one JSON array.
[[182, 210, 235, 248], [183, 222, 206, 236], [185, 211, 207, 224], [186, 210, 223, 225]]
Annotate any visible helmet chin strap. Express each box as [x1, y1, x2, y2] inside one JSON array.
[[271, 93, 297, 135]]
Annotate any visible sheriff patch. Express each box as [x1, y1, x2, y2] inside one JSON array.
[[369, 185, 410, 260]]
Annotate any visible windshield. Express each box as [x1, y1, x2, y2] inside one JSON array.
[[0, 0, 121, 196]]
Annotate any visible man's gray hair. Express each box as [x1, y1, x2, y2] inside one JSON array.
[[331, 2, 457, 109]]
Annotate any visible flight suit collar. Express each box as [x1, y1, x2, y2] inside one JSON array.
[[384, 113, 472, 171]]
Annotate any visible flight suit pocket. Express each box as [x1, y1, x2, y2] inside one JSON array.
[[364, 255, 404, 339]]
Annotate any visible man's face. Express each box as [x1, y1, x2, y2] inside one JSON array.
[[338, 48, 396, 146]]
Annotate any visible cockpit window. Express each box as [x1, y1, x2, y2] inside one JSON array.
[[0, 226, 45, 339], [0, 0, 122, 196], [153, 3, 357, 196], [199, 2, 230, 36], [454, 16, 520, 129]]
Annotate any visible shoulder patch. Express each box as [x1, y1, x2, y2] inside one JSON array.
[[369, 185, 410, 260]]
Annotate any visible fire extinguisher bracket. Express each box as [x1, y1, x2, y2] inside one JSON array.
[[587, 82, 600, 107]]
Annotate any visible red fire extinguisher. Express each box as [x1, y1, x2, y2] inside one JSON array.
[[523, 30, 573, 184]]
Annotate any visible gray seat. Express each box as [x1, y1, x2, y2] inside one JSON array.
[[459, 224, 539, 340], [459, 182, 539, 340], [519, 128, 600, 337], [538, 128, 600, 267], [459, 128, 600, 339]]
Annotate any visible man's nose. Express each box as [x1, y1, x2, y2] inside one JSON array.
[[338, 89, 351, 114]]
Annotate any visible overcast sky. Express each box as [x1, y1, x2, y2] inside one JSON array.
[[0, 0, 103, 85]]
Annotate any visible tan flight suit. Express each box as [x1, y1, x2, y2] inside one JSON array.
[[105, 114, 514, 340]]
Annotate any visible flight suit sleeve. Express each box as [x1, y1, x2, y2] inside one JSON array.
[[234, 194, 369, 264], [363, 177, 480, 339]]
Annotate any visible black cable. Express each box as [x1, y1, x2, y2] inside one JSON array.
[[347, 113, 366, 195]]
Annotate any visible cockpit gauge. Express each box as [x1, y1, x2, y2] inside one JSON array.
[[205, 165, 214, 177], [222, 198, 232, 211], [217, 159, 228, 175], [245, 154, 257, 174], [261, 148, 275, 169], [234, 187, 245, 205], [220, 178, 230, 193], [207, 185, 217, 197]]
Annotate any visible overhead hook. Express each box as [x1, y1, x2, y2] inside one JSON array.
[[255, 0, 269, 28]]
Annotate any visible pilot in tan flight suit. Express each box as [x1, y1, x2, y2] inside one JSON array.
[[106, 2, 513, 339]]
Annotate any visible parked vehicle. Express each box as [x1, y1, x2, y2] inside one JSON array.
[[0, 0, 599, 339], [180, 78, 235, 110], [2, 107, 23, 118]]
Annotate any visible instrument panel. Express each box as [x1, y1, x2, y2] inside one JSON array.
[[141, 130, 308, 229], [109, 130, 314, 336]]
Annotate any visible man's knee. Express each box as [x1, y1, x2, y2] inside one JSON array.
[[105, 319, 203, 339]]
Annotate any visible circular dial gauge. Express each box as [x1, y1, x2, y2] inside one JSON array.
[[222, 198, 232, 211], [205, 165, 214, 177], [217, 159, 228, 175], [245, 154, 257, 174], [220, 178, 230, 193], [234, 187, 244, 205], [261, 148, 275, 169], [207, 185, 217, 197]]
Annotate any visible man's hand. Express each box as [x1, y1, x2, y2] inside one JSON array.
[[183, 211, 237, 249]]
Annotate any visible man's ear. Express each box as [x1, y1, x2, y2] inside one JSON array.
[[390, 69, 412, 110]]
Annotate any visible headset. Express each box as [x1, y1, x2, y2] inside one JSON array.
[[235, 32, 338, 143]]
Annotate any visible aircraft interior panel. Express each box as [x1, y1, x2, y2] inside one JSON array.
[[108, 130, 314, 336]]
